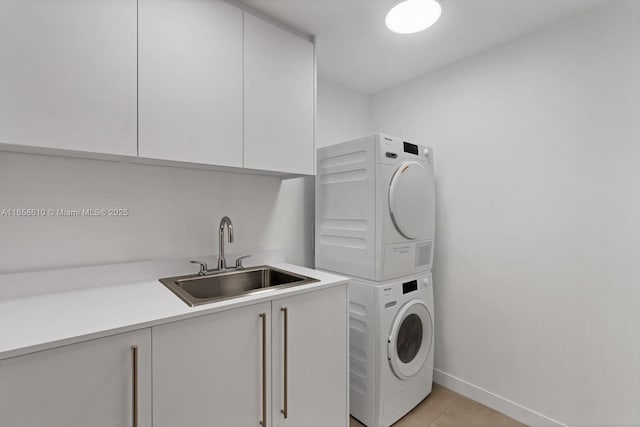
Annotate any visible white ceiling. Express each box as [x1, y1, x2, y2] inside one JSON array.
[[239, 0, 608, 94]]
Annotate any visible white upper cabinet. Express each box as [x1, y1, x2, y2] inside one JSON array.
[[0, 1, 315, 174], [0, 0, 137, 156], [244, 13, 315, 175], [138, 0, 243, 167]]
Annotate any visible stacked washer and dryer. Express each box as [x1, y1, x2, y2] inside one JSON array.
[[316, 134, 436, 427]]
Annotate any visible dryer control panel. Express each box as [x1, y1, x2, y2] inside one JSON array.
[[377, 134, 433, 165], [403, 141, 419, 156]]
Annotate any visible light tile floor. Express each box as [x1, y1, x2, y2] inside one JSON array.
[[349, 384, 526, 427]]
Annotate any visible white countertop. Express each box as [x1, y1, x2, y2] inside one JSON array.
[[0, 263, 347, 360]]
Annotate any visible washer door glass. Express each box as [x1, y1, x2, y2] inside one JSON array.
[[388, 300, 433, 380], [397, 313, 423, 363], [389, 161, 435, 239]]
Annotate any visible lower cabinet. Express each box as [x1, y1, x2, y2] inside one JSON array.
[[152, 301, 271, 427], [0, 329, 151, 427], [0, 284, 347, 427], [271, 285, 348, 427], [153, 284, 348, 427]]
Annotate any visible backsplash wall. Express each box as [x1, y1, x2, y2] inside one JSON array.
[[0, 153, 288, 273]]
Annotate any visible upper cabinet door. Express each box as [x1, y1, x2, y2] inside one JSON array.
[[0, 0, 137, 156], [244, 13, 315, 175], [139, 0, 243, 167]]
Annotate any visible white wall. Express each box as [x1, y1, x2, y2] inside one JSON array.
[[372, 2, 640, 425], [318, 78, 372, 148], [0, 77, 371, 276]]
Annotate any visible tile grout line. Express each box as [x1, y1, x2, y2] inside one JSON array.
[[426, 392, 461, 427]]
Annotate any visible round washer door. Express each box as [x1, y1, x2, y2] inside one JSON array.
[[388, 300, 433, 380], [389, 161, 435, 239]]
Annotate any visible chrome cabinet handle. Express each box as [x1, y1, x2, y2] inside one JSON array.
[[259, 313, 267, 427], [280, 307, 288, 419], [131, 345, 139, 427]]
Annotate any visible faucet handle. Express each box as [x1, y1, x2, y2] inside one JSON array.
[[235, 255, 251, 269], [190, 260, 208, 276]]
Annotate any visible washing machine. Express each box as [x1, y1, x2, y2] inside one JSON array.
[[349, 271, 435, 427], [316, 134, 435, 281]]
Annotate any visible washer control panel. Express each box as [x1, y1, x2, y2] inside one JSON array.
[[402, 279, 418, 294], [380, 273, 431, 308]]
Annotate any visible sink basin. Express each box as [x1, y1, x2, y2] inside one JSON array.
[[160, 265, 319, 306]]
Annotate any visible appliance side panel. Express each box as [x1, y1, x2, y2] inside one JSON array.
[[347, 280, 377, 427], [316, 137, 376, 280]]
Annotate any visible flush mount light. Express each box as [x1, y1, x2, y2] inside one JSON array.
[[385, 0, 442, 34]]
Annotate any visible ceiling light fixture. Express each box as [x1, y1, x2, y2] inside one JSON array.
[[385, 0, 442, 34]]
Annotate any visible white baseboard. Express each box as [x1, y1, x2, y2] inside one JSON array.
[[433, 369, 567, 427]]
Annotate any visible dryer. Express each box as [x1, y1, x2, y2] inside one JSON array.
[[316, 134, 435, 281], [349, 272, 435, 427]]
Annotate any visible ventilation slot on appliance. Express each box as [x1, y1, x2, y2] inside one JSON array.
[[320, 169, 368, 184], [320, 150, 367, 169], [349, 318, 367, 333], [415, 241, 432, 267], [349, 301, 367, 316]]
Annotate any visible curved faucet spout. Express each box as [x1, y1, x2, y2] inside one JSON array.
[[218, 216, 233, 269], [219, 216, 233, 242]]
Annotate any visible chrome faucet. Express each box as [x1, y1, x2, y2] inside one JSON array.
[[189, 216, 251, 275], [218, 216, 233, 270], [190, 260, 208, 276]]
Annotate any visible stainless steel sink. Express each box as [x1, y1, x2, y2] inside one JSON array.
[[160, 265, 319, 306]]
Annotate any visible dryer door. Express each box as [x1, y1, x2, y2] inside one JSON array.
[[388, 161, 435, 239], [387, 299, 433, 380]]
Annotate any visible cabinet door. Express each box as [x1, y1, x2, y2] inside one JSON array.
[[271, 285, 348, 427], [0, 329, 151, 427], [244, 13, 315, 175], [0, 0, 137, 156], [153, 302, 271, 427], [139, 0, 243, 167]]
